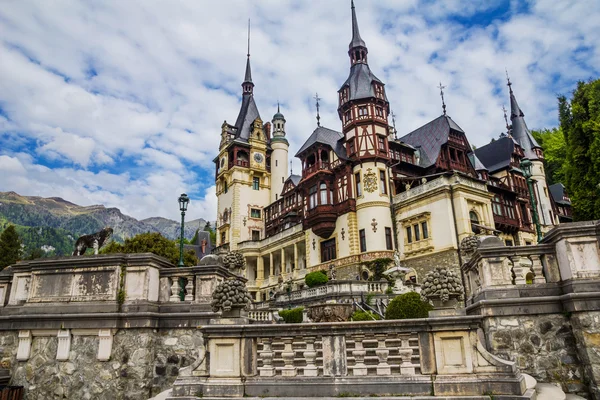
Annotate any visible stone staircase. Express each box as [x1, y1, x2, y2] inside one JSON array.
[[523, 374, 586, 400]]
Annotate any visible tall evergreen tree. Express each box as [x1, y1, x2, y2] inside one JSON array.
[[0, 225, 22, 269], [531, 128, 566, 186], [559, 78, 600, 221]]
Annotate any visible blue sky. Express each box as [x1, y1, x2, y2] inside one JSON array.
[[0, 0, 599, 221]]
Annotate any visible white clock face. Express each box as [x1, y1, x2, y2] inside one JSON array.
[[254, 153, 264, 163]]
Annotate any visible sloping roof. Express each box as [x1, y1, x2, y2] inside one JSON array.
[[468, 152, 488, 171], [509, 87, 541, 160], [473, 137, 515, 173], [340, 63, 387, 102], [295, 126, 347, 159], [233, 94, 261, 141], [184, 230, 213, 261], [549, 183, 571, 205], [349, 0, 366, 49], [287, 174, 301, 186], [399, 115, 465, 168]]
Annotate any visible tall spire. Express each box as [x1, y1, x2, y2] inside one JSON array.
[[506, 73, 541, 159], [348, 0, 368, 65], [242, 19, 254, 95]]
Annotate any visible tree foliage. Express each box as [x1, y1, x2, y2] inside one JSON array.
[[362, 258, 393, 281], [351, 310, 381, 321], [100, 232, 198, 266], [278, 307, 304, 323], [0, 225, 22, 269], [531, 128, 566, 186], [559, 79, 600, 221], [385, 292, 432, 320]]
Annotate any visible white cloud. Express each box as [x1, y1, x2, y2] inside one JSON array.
[[0, 0, 598, 221]]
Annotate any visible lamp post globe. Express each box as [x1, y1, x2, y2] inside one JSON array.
[[177, 193, 190, 268], [519, 159, 542, 243]]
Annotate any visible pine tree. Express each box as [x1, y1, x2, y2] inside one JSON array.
[[559, 79, 600, 221], [0, 225, 23, 269]]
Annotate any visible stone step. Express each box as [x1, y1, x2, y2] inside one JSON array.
[[535, 383, 566, 400], [149, 389, 172, 400], [564, 395, 586, 400]]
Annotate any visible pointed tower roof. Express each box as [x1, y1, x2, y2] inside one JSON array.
[[349, 0, 366, 49], [507, 78, 541, 160], [243, 55, 252, 84]]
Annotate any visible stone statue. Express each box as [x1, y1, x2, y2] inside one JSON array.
[[393, 250, 401, 268], [328, 264, 336, 280], [72, 227, 113, 256]]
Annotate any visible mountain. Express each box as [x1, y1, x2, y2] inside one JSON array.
[[0, 191, 207, 256]]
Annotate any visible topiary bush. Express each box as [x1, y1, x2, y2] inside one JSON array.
[[385, 292, 433, 320], [351, 310, 381, 321], [278, 307, 304, 323], [305, 270, 328, 288]]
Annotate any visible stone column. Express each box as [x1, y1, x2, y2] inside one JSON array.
[[185, 276, 194, 301], [529, 255, 546, 284], [257, 256, 265, 285], [281, 248, 287, 276], [294, 242, 298, 272], [169, 277, 181, 302], [269, 252, 274, 279], [281, 337, 297, 377], [398, 336, 415, 375], [352, 335, 367, 376], [303, 336, 318, 377], [375, 334, 391, 375], [258, 338, 276, 377]]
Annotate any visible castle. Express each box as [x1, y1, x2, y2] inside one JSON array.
[[213, 1, 570, 301]]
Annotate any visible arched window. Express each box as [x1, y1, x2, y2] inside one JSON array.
[[320, 182, 328, 204], [469, 211, 480, 233]]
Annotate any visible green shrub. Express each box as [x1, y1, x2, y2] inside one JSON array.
[[351, 310, 381, 321], [278, 307, 304, 323], [385, 292, 432, 320], [305, 270, 328, 287]]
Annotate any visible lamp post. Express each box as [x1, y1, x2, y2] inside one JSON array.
[[177, 193, 190, 267], [520, 159, 543, 243]]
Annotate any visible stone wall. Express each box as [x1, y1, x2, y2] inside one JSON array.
[[483, 313, 586, 396], [402, 248, 460, 281], [570, 311, 600, 399], [0, 328, 203, 400]]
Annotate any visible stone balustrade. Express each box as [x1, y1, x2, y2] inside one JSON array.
[[171, 316, 529, 398], [248, 309, 277, 322], [274, 280, 389, 306]]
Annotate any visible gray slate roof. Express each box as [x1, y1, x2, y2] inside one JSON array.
[[473, 136, 516, 173], [287, 174, 301, 186], [468, 152, 488, 171], [549, 183, 571, 205], [399, 115, 465, 168], [349, 0, 366, 49], [184, 230, 213, 261], [340, 63, 387, 102], [295, 126, 347, 159], [234, 94, 261, 141], [509, 87, 541, 160]]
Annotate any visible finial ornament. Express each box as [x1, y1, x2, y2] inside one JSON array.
[[247, 19, 251, 57], [438, 82, 447, 116], [314, 92, 322, 127], [502, 104, 511, 136], [505, 68, 513, 93], [391, 110, 398, 139], [290, 161, 293, 175], [277, 101, 280, 113]]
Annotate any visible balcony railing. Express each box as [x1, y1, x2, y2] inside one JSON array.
[[302, 162, 331, 178], [275, 280, 388, 304], [229, 159, 249, 168]]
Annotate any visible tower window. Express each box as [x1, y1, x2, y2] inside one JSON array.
[[378, 136, 386, 152], [320, 182, 328, 205], [406, 227, 412, 243], [358, 106, 368, 117], [345, 110, 351, 123], [385, 227, 393, 250], [379, 170, 387, 195], [224, 180, 228, 193], [276, 160, 278, 167], [348, 140, 355, 155], [309, 185, 317, 209], [253, 177, 260, 190], [355, 173, 362, 197], [375, 106, 383, 117], [251, 208, 261, 218], [252, 230, 260, 241], [321, 238, 337, 262], [359, 229, 367, 252]]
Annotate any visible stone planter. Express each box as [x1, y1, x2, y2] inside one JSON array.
[[306, 303, 353, 322], [428, 297, 464, 317]]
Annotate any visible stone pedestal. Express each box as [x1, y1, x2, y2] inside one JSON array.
[[428, 298, 465, 317]]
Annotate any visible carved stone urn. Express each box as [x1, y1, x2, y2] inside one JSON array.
[[306, 303, 353, 322], [421, 267, 465, 317]]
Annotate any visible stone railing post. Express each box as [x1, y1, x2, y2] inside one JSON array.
[[258, 338, 275, 377], [375, 334, 391, 375], [509, 256, 526, 285], [303, 336, 318, 377], [398, 335, 415, 375], [529, 255, 546, 284], [169, 277, 181, 302], [185, 276, 194, 301], [281, 337, 297, 377], [352, 334, 367, 376]]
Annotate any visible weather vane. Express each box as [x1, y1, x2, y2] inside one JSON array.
[[505, 68, 513, 92], [438, 82, 447, 116], [247, 19, 251, 57], [314, 92, 321, 127], [390, 110, 398, 139]]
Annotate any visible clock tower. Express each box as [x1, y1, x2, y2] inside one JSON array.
[[214, 49, 273, 250]]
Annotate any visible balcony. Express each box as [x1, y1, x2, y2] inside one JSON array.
[[305, 204, 337, 238], [228, 159, 249, 168], [302, 161, 331, 178]]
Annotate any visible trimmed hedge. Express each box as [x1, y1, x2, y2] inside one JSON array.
[[278, 307, 304, 323], [351, 310, 381, 321], [385, 292, 432, 320], [305, 270, 328, 288]]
